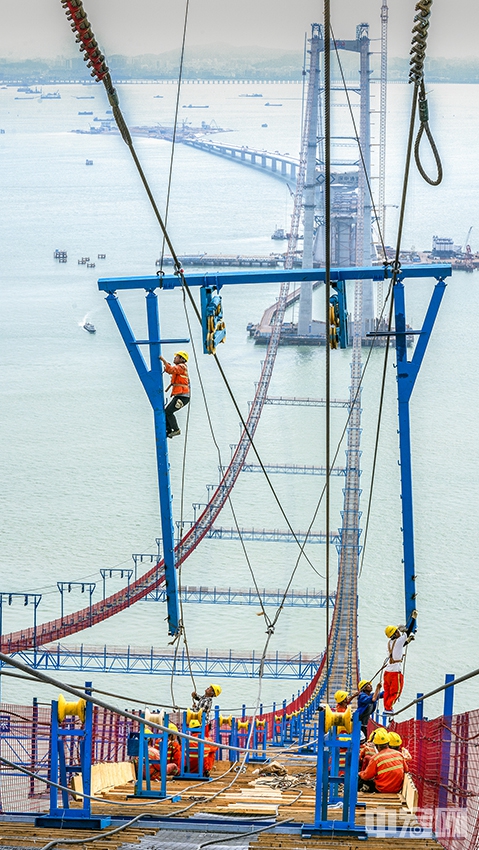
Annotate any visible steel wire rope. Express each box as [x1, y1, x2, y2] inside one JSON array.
[[181, 281, 323, 582], [0, 651, 292, 762], [330, 25, 388, 262], [324, 0, 332, 705], [57, 0, 325, 650], [157, 0, 190, 271], [265, 283, 395, 650], [169, 400, 197, 708], [330, 21, 395, 586], [0, 656, 312, 823], [180, 287, 272, 627]]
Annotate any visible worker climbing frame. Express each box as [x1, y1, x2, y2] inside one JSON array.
[[99, 262, 450, 644]]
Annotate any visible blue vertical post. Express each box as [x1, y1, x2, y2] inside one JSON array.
[[105, 291, 180, 635], [438, 674, 454, 809], [393, 277, 446, 629], [145, 292, 179, 634], [416, 693, 424, 721]]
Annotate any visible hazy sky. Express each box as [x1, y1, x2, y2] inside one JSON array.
[[0, 1, 476, 61]]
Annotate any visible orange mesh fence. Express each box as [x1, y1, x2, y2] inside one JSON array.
[[391, 708, 479, 850]]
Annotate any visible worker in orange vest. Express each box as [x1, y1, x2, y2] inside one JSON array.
[[166, 723, 181, 776], [186, 720, 218, 776], [160, 350, 190, 438], [358, 728, 408, 793]]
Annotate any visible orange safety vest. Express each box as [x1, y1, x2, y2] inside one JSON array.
[[164, 362, 190, 396], [360, 748, 407, 793]]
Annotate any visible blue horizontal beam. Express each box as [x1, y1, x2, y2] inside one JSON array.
[[16, 645, 323, 679], [98, 263, 451, 292], [143, 584, 336, 608]]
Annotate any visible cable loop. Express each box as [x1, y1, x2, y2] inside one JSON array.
[[414, 80, 443, 186]]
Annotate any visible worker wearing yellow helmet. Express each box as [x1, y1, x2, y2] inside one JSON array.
[[388, 730, 412, 764], [159, 351, 190, 438], [383, 610, 417, 714], [191, 684, 222, 731], [356, 679, 383, 737], [334, 690, 352, 735], [166, 723, 181, 776], [358, 726, 408, 794]]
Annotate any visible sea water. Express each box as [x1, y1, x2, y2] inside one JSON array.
[[0, 81, 478, 720]]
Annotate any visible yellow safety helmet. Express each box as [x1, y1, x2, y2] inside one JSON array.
[[175, 350, 189, 362], [168, 722, 178, 733], [334, 690, 349, 703], [372, 728, 390, 746], [210, 684, 222, 697], [358, 680, 371, 691], [388, 731, 402, 748], [189, 719, 201, 729], [385, 625, 398, 638]]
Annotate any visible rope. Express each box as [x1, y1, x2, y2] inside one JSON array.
[[414, 78, 443, 185], [158, 0, 190, 270], [409, 1, 443, 185], [180, 288, 272, 628], [324, 0, 332, 705]]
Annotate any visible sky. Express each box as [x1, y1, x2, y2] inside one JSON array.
[[0, 0, 477, 62]]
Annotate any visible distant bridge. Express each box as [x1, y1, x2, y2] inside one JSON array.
[[182, 138, 299, 182]]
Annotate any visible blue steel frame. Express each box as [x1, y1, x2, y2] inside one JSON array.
[[302, 710, 365, 838], [98, 263, 450, 638], [35, 688, 111, 830]]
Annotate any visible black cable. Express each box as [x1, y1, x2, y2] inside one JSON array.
[[324, 0, 331, 704], [159, 0, 190, 270]]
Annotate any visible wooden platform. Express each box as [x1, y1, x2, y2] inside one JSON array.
[[0, 754, 442, 850]]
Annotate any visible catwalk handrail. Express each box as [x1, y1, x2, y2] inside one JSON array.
[[392, 667, 479, 716]]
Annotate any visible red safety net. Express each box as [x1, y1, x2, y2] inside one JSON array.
[[391, 708, 479, 850], [0, 702, 137, 814]]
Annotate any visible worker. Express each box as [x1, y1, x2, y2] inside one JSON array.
[[191, 684, 222, 728], [359, 730, 377, 773], [388, 730, 412, 764], [356, 680, 383, 736], [358, 727, 408, 793], [383, 611, 417, 713], [159, 350, 190, 438], [186, 719, 218, 776], [166, 723, 181, 776], [334, 690, 351, 735]]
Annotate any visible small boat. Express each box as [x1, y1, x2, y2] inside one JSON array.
[[261, 123, 268, 128], [182, 104, 209, 108], [264, 102, 282, 107], [83, 322, 96, 334], [239, 93, 263, 98], [85, 159, 93, 165]]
